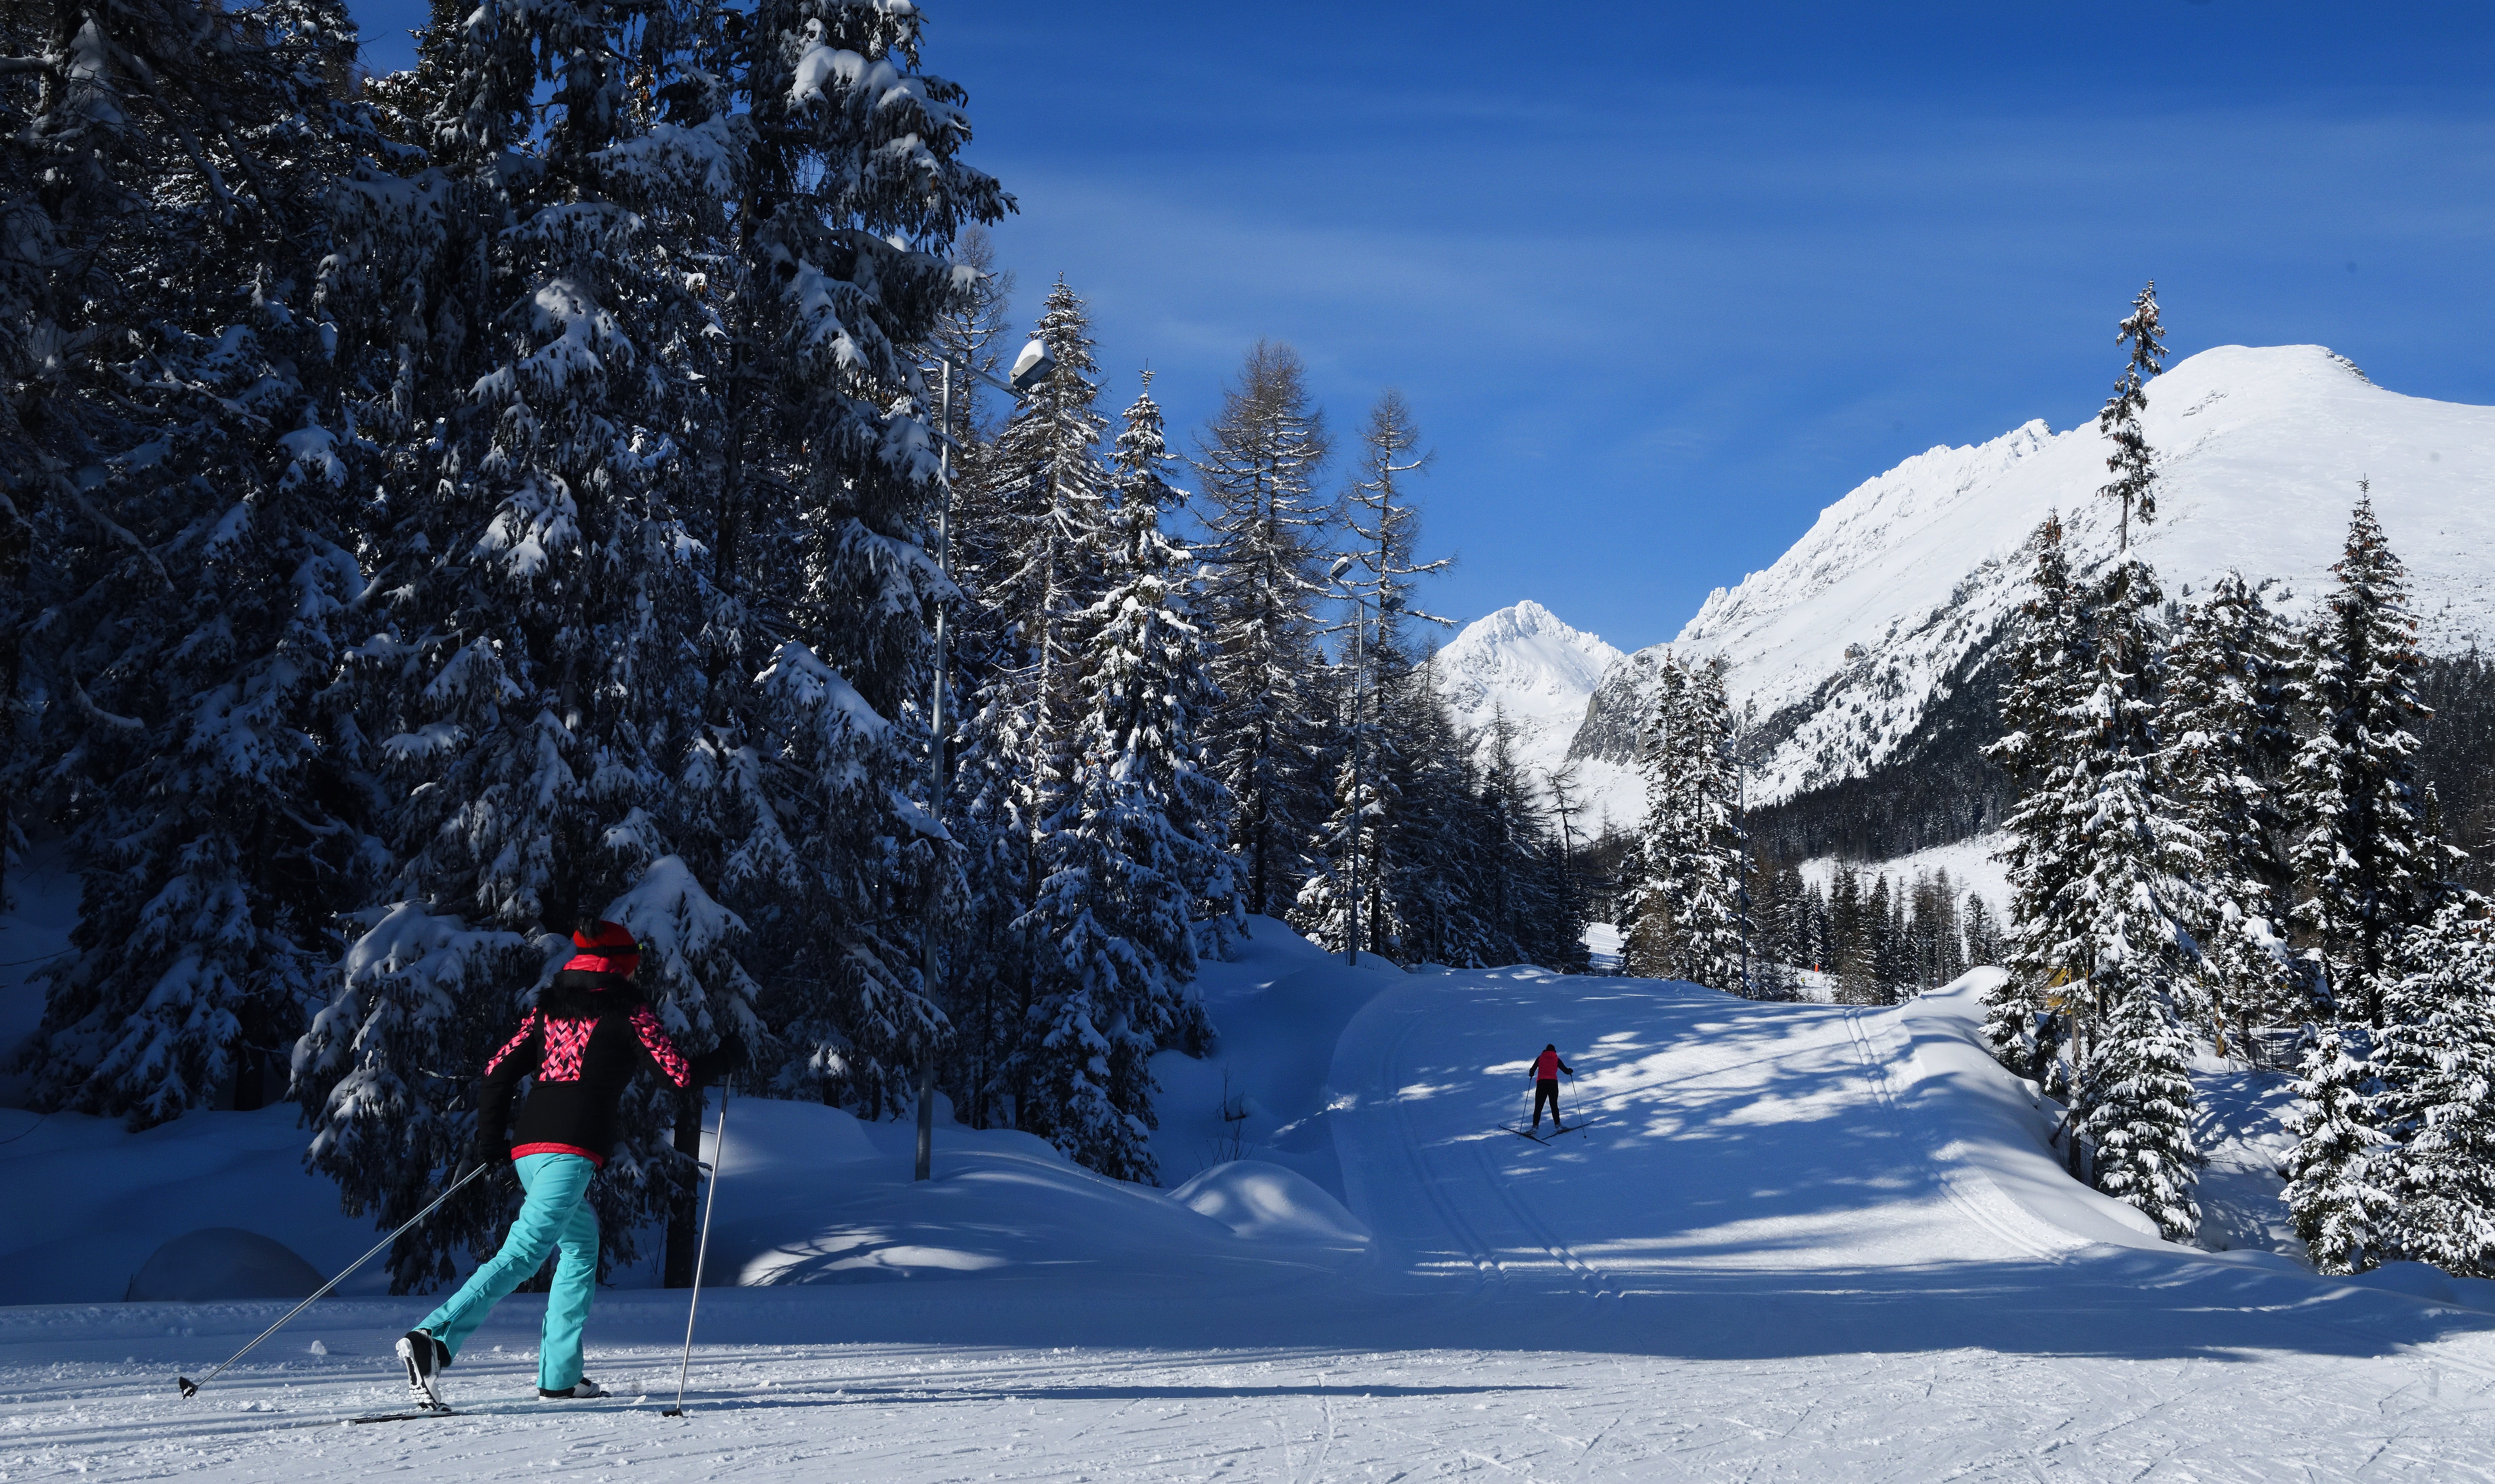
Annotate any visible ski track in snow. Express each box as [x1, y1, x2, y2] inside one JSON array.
[[7, 962, 2495, 1479]]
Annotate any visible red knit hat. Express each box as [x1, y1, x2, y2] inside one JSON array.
[[564, 919, 642, 978]]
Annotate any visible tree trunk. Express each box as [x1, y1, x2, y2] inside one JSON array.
[[664, 1089, 703, 1288]]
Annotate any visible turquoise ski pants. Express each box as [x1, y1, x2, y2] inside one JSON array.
[[417, 1151, 599, 1391]]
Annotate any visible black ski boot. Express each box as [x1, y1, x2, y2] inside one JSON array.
[[395, 1329, 453, 1411], [539, 1378, 607, 1400]]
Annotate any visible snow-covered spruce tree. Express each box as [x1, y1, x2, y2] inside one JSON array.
[[1623, 655, 1746, 988], [1106, 375, 1239, 963], [971, 277, 1112, 830], [2376, 901, 2495, 1276], [2282, 1019, 2395, 1275], [2287, 491, 2464, 1028], [1679, 660, 1749, 990], [2080, 974, 2202, 1241], [1827, 863, 1868, 1003], [1471, 710, 1569, 966], [1964, 893, 2007, 970], [2096, 280, 2166, 552], [294, 0, 764, 1287], [12, 0, 377, 1125], [721, 0, 1006, 1119], [2164, 570, 2302, 1053], [2065, 559, 2207, 1220], [944, 279, 1112, 1126], [1866, 875, 1903, 1003], [1194, 340, 1333, 918], [1983, 514, 2092, 1078], [1014, 376, 1234, 1178], [1293, 670, 1399, 959], [1622, 654, 1691, 979]]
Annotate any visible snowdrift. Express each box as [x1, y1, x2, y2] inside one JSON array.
[[699, 1097, 1370, 1287]]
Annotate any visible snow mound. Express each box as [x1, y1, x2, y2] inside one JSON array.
[[2344, 1261, 2495, 1313], [1169, 1160, 1372, 1247], [700, 1082, 1369, 1288], [123, 1228, 323, 1303], [1892, 971, 2172, 1251], [0, 1106, 411, 1306]]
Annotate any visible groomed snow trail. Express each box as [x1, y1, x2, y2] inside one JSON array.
[[6, 965, 2493, 1480]]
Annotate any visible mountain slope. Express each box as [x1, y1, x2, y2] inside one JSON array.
[[1571, 344, 2495, 830], [1428, 600, 1620, 793]]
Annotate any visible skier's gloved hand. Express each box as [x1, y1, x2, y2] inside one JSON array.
[[692, 1034, 748, 1086], [472, 1132, 511, 1170]]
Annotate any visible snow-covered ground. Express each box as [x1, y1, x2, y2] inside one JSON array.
[[5, 922, 2492, 1479]]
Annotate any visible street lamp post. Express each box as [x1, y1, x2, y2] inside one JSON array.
[[914, 337, 1054, 1183], [1326, 554, 1362, 966]]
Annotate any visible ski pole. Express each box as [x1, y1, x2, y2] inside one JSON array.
[[662, 1086, 729, 1418], [177, 1159, 500, 1398]]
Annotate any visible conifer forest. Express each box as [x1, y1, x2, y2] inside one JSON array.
[[0, 0, 1589, 1281], [4, 0, 2493, 1306]]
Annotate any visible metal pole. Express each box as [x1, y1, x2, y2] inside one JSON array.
[[1346, 592, 1361, 967], [662, 1089, 728, 1417], [917, 361, 950, 1184], [1738, 760, 1750, 997]]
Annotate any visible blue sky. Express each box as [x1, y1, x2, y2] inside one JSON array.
[[346, 2, 2495, 653]]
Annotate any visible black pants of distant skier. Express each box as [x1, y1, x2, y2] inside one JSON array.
[[1533, 1079, 1561, 1127]]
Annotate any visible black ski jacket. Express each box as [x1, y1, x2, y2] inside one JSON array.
[[478, 970, 730, 1167]]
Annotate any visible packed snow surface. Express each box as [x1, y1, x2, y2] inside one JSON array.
[[5, 922, 2491, 1478], [1575, 344, 2495, 821], [1428, 600, 1621, 797]]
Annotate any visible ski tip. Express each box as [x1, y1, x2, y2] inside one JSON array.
[[176, 1376, 198, 1399]]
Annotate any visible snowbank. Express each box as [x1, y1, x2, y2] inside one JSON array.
[[698, 1092, 1373, 1288], [1169, 1160, 1372, 1248], [124, 1229, 324, 1303], [0, 1104, 404, 1306], [1890, 970, 2171, 1253]]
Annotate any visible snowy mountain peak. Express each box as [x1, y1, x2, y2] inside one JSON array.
[[1429, 601, 1622, 792], [1570, 343, 2495, 823]]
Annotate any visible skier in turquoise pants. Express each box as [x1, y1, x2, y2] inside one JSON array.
[[396, 921, 741, 1408]]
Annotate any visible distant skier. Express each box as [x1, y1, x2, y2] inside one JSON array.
[[395, 921, 742, 1410], [1529, 1044, 1574, 1129]]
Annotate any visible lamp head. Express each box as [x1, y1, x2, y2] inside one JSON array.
[[1010, 338, 1056, 393]]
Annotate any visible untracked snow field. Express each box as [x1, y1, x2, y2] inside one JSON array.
[[4, 923, 2492, 1480]]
